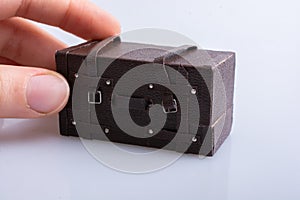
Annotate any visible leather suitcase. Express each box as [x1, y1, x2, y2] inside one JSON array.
[[55, 36, 236, 156]]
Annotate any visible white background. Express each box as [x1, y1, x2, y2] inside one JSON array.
[[0, 0, 300, 199]]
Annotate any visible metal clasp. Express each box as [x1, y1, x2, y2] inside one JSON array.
[[88, 90, 102, 104], [162, 98, 178, 114]]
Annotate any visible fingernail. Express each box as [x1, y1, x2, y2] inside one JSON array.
[[26, 74, 69, 114], [0, 119, 3, 129]]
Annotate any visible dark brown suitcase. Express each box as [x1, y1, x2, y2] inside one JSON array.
[[55, 36, 235, 156]]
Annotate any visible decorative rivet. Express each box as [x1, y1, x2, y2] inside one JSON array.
[[74, 73, 79, 78], [72, 121, 77, 126], [105, 80, 111, 86], [192, 136, 197, 142], [148, 129, 154, 135], [191, 89, 197, 95], [149, 84, 154, 89], [104, 128, 110, 134]]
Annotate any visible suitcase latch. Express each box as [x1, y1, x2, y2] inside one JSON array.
[[88, 90, 102, 104], [162, 94, 178, 114]]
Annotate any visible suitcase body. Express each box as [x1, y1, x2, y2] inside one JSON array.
[[56, 37, 236, 156]]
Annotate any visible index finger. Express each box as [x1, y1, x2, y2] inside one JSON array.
[[0, 0, 120, 40]]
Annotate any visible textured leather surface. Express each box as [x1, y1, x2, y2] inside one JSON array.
[[56, 40, 235, 156]]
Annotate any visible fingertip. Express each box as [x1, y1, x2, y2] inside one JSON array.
[[26, 72, 70, 115], [84, 6, 121, 40], [0, 65, 69, 118], [111, 19, 121, 36]]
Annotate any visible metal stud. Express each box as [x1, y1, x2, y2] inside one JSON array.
[[74, 73, 79, 78], [192, 136, 197, 142], [72, 121, 77, 126], [191, 88, 197, 95], [105, 80, 111, 86], [149, 84, 154, 89], [104, 128, 110, 134], [148, 129, 154, 135]]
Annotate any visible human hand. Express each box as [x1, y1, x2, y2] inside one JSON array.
[[0, 0, 120, 118]]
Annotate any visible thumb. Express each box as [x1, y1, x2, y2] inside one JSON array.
[[0, 65, 69, 118]]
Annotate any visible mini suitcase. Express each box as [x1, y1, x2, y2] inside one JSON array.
[[56, 36, 236, 156]]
